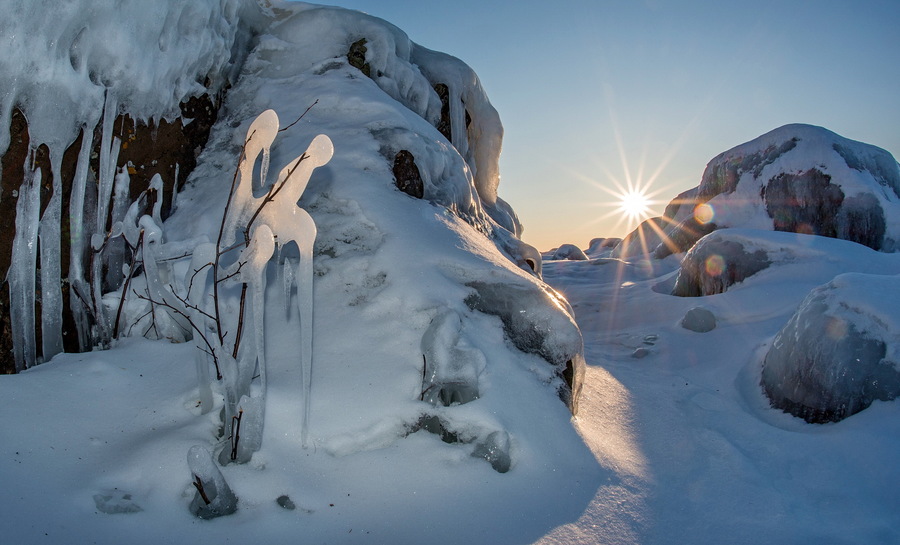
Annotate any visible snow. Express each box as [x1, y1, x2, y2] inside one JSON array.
[[2, 1, 900, 544]]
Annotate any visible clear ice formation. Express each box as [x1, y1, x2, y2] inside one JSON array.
[[187, 445, 238, 519], [220, 110, 332, 449], [761, 273, 900, 423], [420, 309, 484, 407]]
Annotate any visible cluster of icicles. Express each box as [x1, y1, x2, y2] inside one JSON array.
[[11, 107, 331, 457]]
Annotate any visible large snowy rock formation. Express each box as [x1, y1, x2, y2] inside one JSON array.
[[0, 0, 585, 477], [761, 273, 900, 423], [615, 124, 900, 260]]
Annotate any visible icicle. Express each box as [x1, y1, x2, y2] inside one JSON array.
[[9, 159, 42, 370], [149, 173, 164, 226], [37, 150, 65, 362], [242, 224, 274, 396], [282, 255, 296, 319], [186, 242, 216, 413], [96, 92, 119, 236], [297, 228, 316, 447], [68, 127, 93, 350]]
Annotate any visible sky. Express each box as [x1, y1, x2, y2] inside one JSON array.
[[311, 0, 900, 250]]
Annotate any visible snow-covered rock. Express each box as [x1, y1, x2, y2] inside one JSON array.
[[550, 243, 589, 261], [672, 230, 771, 296], [680, 307, 716, 333], [761, 273, 900, 423], [616, 124, 900, 259]]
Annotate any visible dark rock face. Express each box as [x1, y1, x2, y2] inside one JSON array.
[[392, 150, 424, 198], [433, 83, 452, 142], [764, 168, 845, 239], [0, 94, 220, 372], [672, 234, 770, 297], [761, 281, 900, 423], [836, 193, 887, 251], [347, 38, 371, 77]]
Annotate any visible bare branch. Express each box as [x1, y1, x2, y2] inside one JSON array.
[[113, 230, 144, 339], [135, 289, 223, 380], [278, 100, 319, 133]]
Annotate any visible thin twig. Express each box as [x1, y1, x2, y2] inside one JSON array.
[[113, 230, 144, 339], [214, 131, 255, 344], [135, 290, 223, 380], [278, 100, 319, 133], [192, 475, 212, 505]]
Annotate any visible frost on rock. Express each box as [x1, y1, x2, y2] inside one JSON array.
[[187, 445, 238, 519], [464, 281, 585, 414], [420, 310, 484, 407], [672, 231, 771, 297], [761, 273, 900, 423]]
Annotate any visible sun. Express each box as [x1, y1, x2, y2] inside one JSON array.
[[618, 188, 652, 221]]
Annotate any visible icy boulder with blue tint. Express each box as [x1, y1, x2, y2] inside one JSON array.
[[761, 273, 900, 423]]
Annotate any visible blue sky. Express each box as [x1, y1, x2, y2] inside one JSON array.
[[321, 0, 900, 250]]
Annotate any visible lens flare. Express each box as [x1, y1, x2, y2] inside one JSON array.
[[705, 254, 725, 277], [694, 203, 715, 224]]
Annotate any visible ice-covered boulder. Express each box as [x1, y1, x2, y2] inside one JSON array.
[[761, 273, 900, 423], [672, 230, 770, 296], [618, 124, 900, 260]]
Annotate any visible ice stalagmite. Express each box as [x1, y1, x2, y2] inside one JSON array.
[[260, 134, 332, 447], [222, 110, 332, 449]]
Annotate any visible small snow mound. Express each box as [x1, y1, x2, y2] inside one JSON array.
[[761, 273, 900, 423], [551, 244, 589, 261], [681, 307, 717, 333]]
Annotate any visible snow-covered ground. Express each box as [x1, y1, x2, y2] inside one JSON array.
[[538, 232, 900, 545], [4, 230, 900, 545]]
